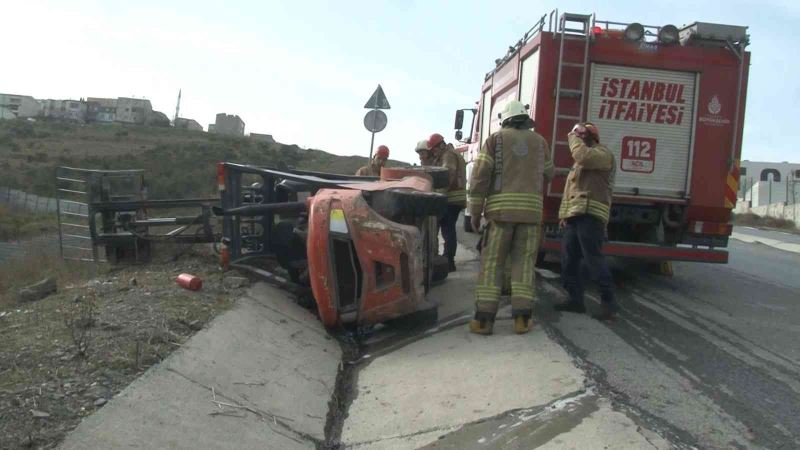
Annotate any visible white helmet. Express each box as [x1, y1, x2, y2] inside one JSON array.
[[415, 140, 430, 153], [498, 100, 529, 123]]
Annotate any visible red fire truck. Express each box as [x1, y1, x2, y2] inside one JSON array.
[[455, 11, 750, 264]]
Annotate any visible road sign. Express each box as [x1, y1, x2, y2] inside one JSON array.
[[364, 85, 391, 110], [363, 110, 387, 133]]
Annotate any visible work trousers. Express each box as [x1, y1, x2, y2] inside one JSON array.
[[475, 221, 541, 316], [561, 214, 617, 309], [439, 205, 462, 262]]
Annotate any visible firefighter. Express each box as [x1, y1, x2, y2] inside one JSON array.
[[554, 123, 618, 321], [356, 145, 389, 176], [467, 100, 554, 335], [415, 140, 432, 166], [427, 133, 467, 272]]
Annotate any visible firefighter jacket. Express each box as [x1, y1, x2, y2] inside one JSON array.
[[558, 132, 616, 223], [355, 161, 381, 177], [468, 127, 554, 224], [433, 144, 467, 206]]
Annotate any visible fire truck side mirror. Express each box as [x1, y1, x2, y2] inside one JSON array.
[[455, 130, 463, 141], [454, 110, 464, 130]]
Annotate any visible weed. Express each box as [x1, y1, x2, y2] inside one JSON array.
[[63, 292, 97, 358]]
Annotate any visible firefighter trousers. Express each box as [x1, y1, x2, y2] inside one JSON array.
[[475, 221, 541, 316], [439, 205, 462, 263], [561, 214, 617, 310]]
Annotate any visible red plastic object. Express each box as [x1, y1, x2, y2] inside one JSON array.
[[176, 273, 203, 291]]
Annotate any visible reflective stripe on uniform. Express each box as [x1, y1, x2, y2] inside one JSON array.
[[544, 160, 554, 172], [559, 197, 610, 223], [510, 282, 534, 300], [447, 189, 467, 204], [475, 153, 494, 166], [485, 193, 543, 214], [476, 223, 504, 302], [587, 200, 610, 222]]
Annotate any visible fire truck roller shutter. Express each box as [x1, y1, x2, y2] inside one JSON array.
[[586, 64, 697, 199]]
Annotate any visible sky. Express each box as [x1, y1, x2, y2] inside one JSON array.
[[2, 0, 799, 165]]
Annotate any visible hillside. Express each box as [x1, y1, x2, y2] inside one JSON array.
[[0, 119, 399, 199]]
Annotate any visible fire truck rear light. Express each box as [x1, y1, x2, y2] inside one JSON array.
[[658, 24, 679, 45], [624, 23, 645, 41], [216, 162, 225, 192]]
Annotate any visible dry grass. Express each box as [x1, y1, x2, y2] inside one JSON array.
[[0, 204, 58, 241], [0, 250, 99, 310], [732, 212, 798, 232], [0, 248, 240, 448]]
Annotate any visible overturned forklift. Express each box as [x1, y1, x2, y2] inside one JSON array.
[[215, 163, 451, 328]]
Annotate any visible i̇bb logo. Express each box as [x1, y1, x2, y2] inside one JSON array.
[[621, 136, 656, 173]]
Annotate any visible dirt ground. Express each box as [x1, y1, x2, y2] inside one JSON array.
[[0, 247, 246, 449]]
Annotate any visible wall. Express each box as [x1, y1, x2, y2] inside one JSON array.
[[738, 160, 800, 200], [115, 98, 153, 124], [741, 180, 800, 207], [736, 202, 800, 225], [0, 94, 41, 118]]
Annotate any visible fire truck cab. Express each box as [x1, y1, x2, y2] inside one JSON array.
[[456, 11, 750, 263]]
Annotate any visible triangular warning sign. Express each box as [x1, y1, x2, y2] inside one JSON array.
[[364, 84, 391, 110]]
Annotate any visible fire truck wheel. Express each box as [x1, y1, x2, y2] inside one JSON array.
[[386, 189, 447, 218]]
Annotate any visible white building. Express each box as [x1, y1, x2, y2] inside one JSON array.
[[0, 93, 41, 118], [115, 98, 153, 124], [40, 99, 87, 121], [739, 160, 800, 207]]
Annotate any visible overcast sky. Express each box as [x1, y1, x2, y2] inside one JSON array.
[[3, 0, 798, 164]]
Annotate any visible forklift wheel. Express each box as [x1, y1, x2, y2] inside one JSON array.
[[381, 166, 450, 190], [386, 189, 447, 217]]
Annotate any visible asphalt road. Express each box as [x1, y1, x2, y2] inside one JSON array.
[[456, 224, 800, 449]]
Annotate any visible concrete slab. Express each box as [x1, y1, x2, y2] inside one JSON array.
[[60, 282, 340, 449], [537, 398, 671, 450], [731, 231, 800, 254], [341, 323, 584, 446]]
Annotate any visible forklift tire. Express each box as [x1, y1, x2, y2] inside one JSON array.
[[386, 189, 447, 218], [381, 166, 450, 190]]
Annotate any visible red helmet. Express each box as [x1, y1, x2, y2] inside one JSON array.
[[427, 133, 445, 150], [376, 145, 390, 159]]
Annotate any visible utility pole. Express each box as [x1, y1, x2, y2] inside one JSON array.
[[173, 89, 182, 126]]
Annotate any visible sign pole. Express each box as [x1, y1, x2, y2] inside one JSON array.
[[369, 109, 377, 160]]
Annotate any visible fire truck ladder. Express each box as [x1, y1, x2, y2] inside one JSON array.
[[550, 13, 593, 173]]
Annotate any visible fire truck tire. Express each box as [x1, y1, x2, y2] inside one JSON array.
[[386, 189, 447, 217], [381, 166, 450, 190]]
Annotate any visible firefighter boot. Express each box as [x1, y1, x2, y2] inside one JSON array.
[[468, 311, 495, 335], [512, 309, 533, 334]]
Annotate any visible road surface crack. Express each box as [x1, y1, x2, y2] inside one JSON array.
[[165, 367, 321, 446]]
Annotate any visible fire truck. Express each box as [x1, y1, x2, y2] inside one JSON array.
[[455, 11, 750, 264]]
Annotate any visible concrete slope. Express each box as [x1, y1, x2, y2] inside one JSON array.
[[60, 282, 340, 449]]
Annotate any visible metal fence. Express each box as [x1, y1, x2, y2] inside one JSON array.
[[0, 186, 65, 215], [0, 235, 59, 263]]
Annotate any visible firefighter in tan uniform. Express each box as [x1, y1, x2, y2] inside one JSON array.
[[554, 123, 618, 321], [467, 101, 554, 334], [355, 145, 389, 176], [427, 133, 467, 272], [415, 140, 433, 166]]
